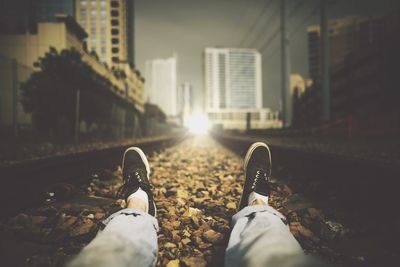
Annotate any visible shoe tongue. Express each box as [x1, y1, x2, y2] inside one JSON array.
[[125, 166, 145, 177]]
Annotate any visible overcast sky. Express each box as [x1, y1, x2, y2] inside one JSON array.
[[135, 0, 400, 112]]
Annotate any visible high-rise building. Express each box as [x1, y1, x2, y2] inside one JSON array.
[[307, 16, 363, 83], [178, 82, 194, 126], [204, 47, 280, 129], [205, 47, 262, 111], [75, 0, 134, 67], [145, 55, 178, 117]]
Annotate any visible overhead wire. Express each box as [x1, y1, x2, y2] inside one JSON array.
[[247, 2, 279, 49], [239, 0, 273, 47], [258, 0, 306, 54]]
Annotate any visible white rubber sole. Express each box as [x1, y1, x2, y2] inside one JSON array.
[[122, 147, 151, 179], [243, 142, 272, 177]]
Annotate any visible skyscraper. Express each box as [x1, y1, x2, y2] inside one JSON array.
[[178, 82, 194, 126], [75, 0, 134, 67], [307, 16, 363, 83], [205, 47, 262, 111], [204, 47, 279, 129], [145, 55, 178, 117]]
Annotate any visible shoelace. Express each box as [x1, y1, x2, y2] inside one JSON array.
[[117, 169, 150, 199], [250, 169, 269, 190]]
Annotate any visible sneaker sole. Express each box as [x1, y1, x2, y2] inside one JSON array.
[[122, 147, 151, 179], [239, 142, 271, 211]]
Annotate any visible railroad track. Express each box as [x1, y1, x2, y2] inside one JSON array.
[[212, 131, 400, 266], [0, 135, 185, 217], [1, 133, 399, 266]]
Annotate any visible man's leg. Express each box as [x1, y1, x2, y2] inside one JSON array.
[[225, 142, 329, 267], [67, 147, 158, 267]]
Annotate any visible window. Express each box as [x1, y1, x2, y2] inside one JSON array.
[[111, 19, 119, 26], [112, 47, 119, 53], [100, 19, 106, 25], [81, 19, 87, 26], [111, 10, 119, 17], [90, 10, 96, 17], [112, 56, 119, 63], [80, 9, 87, 17], [111, 38, 119, 44], [81, 0, 87, 6], [90, 0, 96, 8], [100, 10, 106, 17], [111, 28, 119, 35], [100, 27, 106, 34], [111, 1, 119, 8], [101, 47, 106, 53], [90, 27, 96, 35]]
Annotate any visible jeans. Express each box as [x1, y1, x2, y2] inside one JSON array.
[[67, 206, 328, 267]]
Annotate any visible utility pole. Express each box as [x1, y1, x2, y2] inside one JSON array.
[[12, 59, 18, 137], [75, 89, 80, 145], [320, 0, 330, 121], [280, 0, 291, 127]]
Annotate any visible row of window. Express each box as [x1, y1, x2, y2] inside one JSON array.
[[80, 19, 120, 29], [91, 46, 119, 53], [85, 27, 119, 36], [80, 0, 119, 8], [80, 10, 119, 17]]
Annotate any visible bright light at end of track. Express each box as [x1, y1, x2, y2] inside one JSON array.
[[187, 114, 210, 134]]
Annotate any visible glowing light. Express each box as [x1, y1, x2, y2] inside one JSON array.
[[187, 113, 210, 134]]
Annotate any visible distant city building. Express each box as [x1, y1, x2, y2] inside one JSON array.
[[145, 55, 178, 117], [307, 16, 364, 83], [204, 47, 280, 129], [178, 82, 194, 126], [0, 16, 144, 129], [75, 0, 135, 67], [295, 12, 400, 135], [290, 74, 313, 97]]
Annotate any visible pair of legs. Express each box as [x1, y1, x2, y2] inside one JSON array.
[[67, 143, 326, 267]]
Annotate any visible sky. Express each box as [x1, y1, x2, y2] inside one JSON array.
[[135, 0, 400, 112]]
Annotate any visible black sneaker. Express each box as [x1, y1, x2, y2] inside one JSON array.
[[238, 142, 272, 211], [116, 147, 157, 217]]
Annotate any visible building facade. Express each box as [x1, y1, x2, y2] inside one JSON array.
[[178, 82, 194, 126], [295, 12, 400, 136], [0, 15, 144, 132], [204, 47, 279, 129], [144, 55, 178, 117], [75, 0, 134, 68], [307, 16, 363, 83]]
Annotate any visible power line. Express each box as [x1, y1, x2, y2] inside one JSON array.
[[288, 0, 306, 18], [239, 0, 273, 47], [247, 3, 279, 49], [289, 3, 319, 38], [258, 0, 305, 54]]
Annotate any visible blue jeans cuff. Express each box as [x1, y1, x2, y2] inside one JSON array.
[[102, 208, 159, 232], [232, 205, 287, 226]]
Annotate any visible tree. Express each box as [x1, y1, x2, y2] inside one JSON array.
[[21, 47, 135, 141]]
